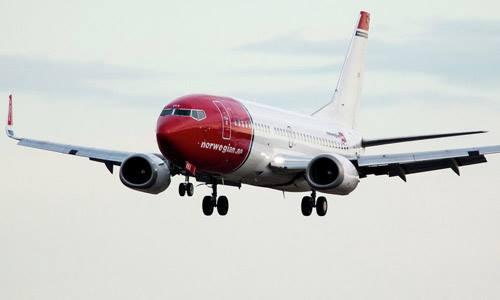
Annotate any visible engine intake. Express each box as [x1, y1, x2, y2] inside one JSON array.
[[119, 153, 171, 194], [306, 154, 359, 195]]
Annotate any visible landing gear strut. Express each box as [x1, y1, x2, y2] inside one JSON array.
[[202, 182, 229, 216], [179, 176, 194, 197], [301, 191, 328, 217]]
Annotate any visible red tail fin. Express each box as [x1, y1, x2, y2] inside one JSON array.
[[357, 11, 370, 31]]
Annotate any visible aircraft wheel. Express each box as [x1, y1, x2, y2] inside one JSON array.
[[217, 196, 229, 216], [316, 196, 328, 216], [186, 183, 194, 197], [301, 196, 314, 216], [178, 183, 186, 197], [202, 196, 215, 216]]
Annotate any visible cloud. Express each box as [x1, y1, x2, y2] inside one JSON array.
[[236, 19, 500, 87], [0, 55, 167, 102], [237, 32, 348, 55]]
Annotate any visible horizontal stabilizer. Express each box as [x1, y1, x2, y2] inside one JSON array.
[[362, 131, 487, 148]]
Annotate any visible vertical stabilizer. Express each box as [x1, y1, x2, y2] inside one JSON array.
[[312, 11, 370, 129]]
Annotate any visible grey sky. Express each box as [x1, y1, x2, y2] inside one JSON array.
[[1, 1, 500, 299], [237, 18, 500, 85]]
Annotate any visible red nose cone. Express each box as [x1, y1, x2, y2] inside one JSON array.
[[156, 116, 181, 144], [156, 112, 193, 162], [156, 94, 254, 174]]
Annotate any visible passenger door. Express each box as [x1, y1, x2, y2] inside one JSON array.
[[213, 101, 232, 140], [286, 125, 294, 148]]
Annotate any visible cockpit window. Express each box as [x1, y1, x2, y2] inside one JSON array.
[[160, 108, 206, 121], [174, 109, 191, 116], [191, 110, 206, 120], [160, 108, 173, 116]]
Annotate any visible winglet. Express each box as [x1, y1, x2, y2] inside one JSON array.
[[6, 94, 19, 140]]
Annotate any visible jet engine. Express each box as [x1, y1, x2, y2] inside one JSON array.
[[305, 153, 360, 195], [119, 153, 171, 194]]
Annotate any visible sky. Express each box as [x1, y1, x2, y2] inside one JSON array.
[[1, 0, 500, 299]]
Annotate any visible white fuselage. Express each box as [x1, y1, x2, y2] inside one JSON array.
[[227, 100, 363, 192]]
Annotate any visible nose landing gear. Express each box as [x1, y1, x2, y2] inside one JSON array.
[[301, 191, 328, 217], [202, 183, 229, 216], [179, 176, 194, 197]]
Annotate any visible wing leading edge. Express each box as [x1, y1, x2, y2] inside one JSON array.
[[270, 145, 500, 181], [5, 95, 134, 173]]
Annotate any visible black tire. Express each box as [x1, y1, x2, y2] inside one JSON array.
[[301, 196, 313, 216], [186, 183, 194, 197], [217, 196, 229, 216], [178, 183, 186, 197], [202, 196, 214, 216], [316, 196, 328, 216]]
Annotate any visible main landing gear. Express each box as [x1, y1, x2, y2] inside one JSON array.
[[178, 176, 228, 216], [301, 191, 328, 217], [178, 176, 194, 197], [202, 183, 229, 216]]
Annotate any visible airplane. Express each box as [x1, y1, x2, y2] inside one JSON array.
[[5, 11, 500, 217]]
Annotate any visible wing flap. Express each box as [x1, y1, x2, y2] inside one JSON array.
[[357, 145, 500, 180], [269, 145, 500, 181], [357, 145, 500, 167]]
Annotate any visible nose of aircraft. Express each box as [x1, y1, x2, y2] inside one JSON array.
[[156, 115, 185, 152], [156, 109, 208, 166], [156, 116, 176, 140], [154, 94, 254, 175]]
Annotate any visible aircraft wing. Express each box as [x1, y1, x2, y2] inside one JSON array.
[[5, 95, 135, 173], [14, 138, 131, 169], [361, 131, 486, 147], [355, 145, 500, 181], [270, 146, 500, 181]]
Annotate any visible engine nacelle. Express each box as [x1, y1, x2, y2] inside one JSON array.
[[119, 153, 171, 194], [305, 153, 360, 195]]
